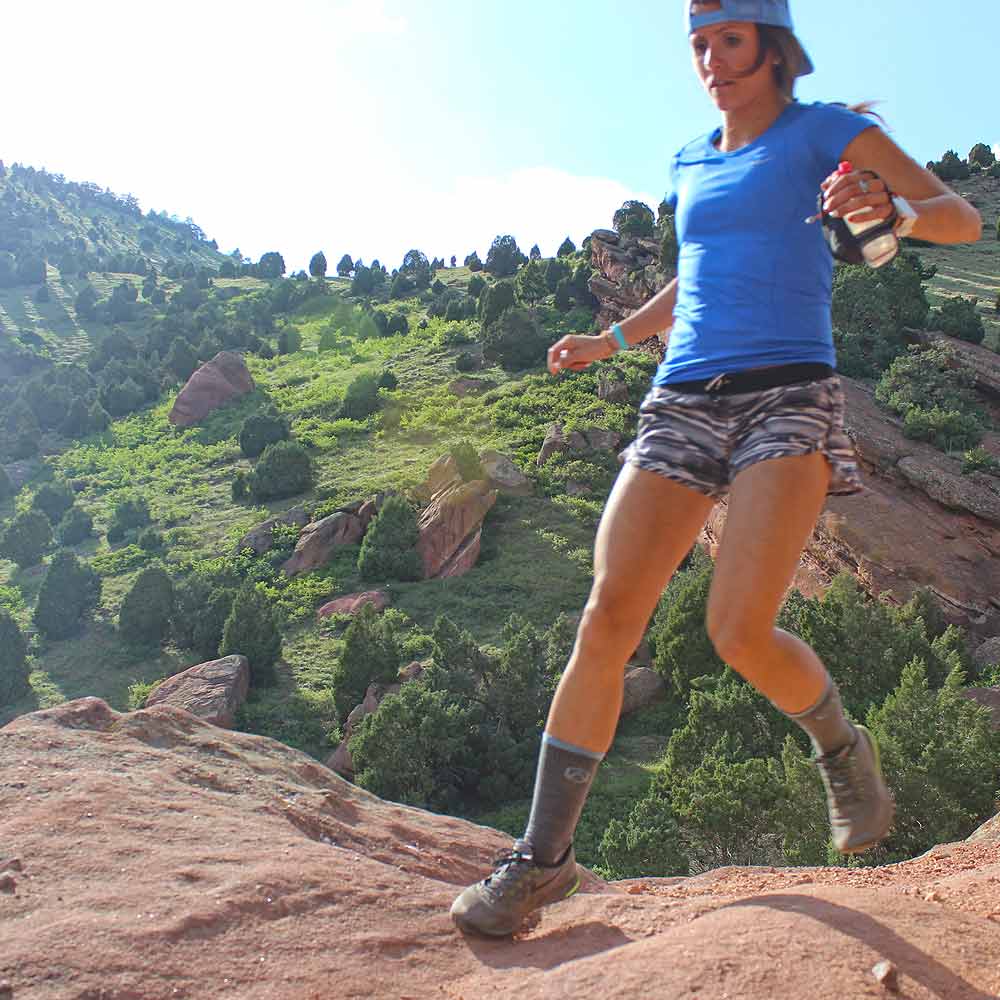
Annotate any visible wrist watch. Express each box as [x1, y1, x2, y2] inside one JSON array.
[[891, 195, 918, 238]]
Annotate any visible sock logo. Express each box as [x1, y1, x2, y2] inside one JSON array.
[[563, 766, 590, 784]]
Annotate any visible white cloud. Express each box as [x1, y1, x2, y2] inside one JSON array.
[[258, 166, 662, 272], [331, 0, 406, 36], [993, 142, 1000, 162]]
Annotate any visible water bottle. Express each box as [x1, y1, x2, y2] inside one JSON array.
[[837, 161, 898, 268]]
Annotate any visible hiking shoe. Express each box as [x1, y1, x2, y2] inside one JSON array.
[[450, 839, 580, 937], [816, 724, 894, 854]]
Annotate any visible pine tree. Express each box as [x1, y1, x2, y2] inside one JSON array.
[[219, 583, 281, 687], [33, 550, 101, 639], [357, 495, 422, 582], [0, 509, 52, 568], [118, 563, 174, 647], [330, 602, 399, 717], [0, 607, 30, 706], [309, 251, 328, 278]]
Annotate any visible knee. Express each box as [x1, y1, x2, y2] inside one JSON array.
[[705, 611, 769, 668], [579, 583, 645, 648]]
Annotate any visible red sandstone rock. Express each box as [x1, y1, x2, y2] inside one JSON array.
[[144, 655, 250, 729], [316, 590, 390, 619], [2, 698, 999, 1000], [537, 424, 588, 467], [168, 351, 254, 427], [413, 454, 463, 503], [417, 480, 496, 579], [480, 450, 532, 495], [236, 506, 310, 556], [620, 667, 666, 717], [281, 511, 364, 576]]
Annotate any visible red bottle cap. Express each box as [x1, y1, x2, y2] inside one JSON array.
[[837, 161, 854, 175]]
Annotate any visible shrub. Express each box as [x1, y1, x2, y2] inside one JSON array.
[[107, 496, 151, 543], [557, 237, 576, 257], [0, 509, 52, 568], [468, 275, 486, 298], [119, 564, 174, 646], [477, 280, 517, 329], [231, 471, 249, 502], [340, 373, 382, 421], [0, 466, 13, 501], [484, 235, 525, 278], [173, 571, 237, 659], [356, 495, 423, 582], [451, 440, 484, 482], [165, 338, 198, 382], [138, 527, 164, 552], [331, 602, 400, 718], [219, 583, 281, 687], [455, 351, 478, 372], [613, 200, 655, 238], [238, 412, 290, 459], [962, 446, 1000, 476], [248, 441, 314, 502], [33, 549, 101, 639], [480, 306, 550, 370], [929, 295, 985, 344], [902, 406, 983, 451], [56, 505, 94, 545], [277, 327, 302, 354], [377, 369, 398, 391], [0, 608, 30, 706], [31, 482, 75, 524]]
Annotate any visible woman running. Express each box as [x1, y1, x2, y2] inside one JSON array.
[[451, 0, 982, 937]]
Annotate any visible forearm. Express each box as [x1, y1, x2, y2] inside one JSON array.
[[610, 277, 678, 346], [908, 193, 982, 244]]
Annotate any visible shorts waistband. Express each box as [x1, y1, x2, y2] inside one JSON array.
[[662, 362, 834, 395]]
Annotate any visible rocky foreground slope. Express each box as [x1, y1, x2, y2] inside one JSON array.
[[2, 700, 998, 999]]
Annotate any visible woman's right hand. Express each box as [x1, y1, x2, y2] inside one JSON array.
[[547, 333, 615, 376]]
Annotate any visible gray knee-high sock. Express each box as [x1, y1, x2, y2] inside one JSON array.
[[522, 732, 604, 866], [784, 679, 856, 756]]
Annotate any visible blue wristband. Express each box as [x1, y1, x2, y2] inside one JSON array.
[[611, 323, 628, 351]]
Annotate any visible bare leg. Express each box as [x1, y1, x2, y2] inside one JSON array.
[[546, 463, 715, 754], [705, 451, 831, 713]]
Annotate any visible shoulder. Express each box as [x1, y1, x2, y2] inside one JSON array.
[[672, 131, 714, 166], [792, 101, 879, 132]]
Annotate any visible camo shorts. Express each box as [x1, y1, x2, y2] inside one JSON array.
[[619, 375, 862, 499]]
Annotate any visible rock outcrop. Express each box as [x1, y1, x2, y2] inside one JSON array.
[[480, 449, 532, 496], [620, 666, 666, 717], [316, 590, 390, 619], [281, 510, 364, 577], [168, 351, 254, 428], [144, 655, 250, 729], [2, 698, 999, 1000], [236, 506, 310, 556], [589, 229, 668, 333], [416, 479, 497, 579]]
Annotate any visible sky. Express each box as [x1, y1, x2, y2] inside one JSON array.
[[3, 0, 999, 272]]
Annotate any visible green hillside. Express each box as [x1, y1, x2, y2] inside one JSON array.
[[0, 158, 998, 881], [917, 170, 1000, 348]]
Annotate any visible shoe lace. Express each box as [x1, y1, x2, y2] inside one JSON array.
[[482, 846, 535, 902], [816, 738, 864, 808]]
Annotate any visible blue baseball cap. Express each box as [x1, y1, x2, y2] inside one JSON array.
[[685, 0, 814, 77]]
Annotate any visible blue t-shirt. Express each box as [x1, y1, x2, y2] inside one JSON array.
[[654, 101, 876, 386]]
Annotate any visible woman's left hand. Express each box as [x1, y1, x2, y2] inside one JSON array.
[[821, 168, 893, 224]]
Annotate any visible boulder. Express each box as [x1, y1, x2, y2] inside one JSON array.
[[417, 480, 496, 579], [144, 655, 250, 729], [972, 637, 1000, 670], [479, 450, 532, 495], [413, 454, 462, 503], [598, 371, 629, 404], [237, 506, 310, 556], [958, 687, 1000, 730], [168, 351, 254, 428], [4, 697, 1000, 999], [317, 590, 390, 619], [281, 511, 364, 576], [583, 427, 622, 452], [620, 667, 666, 717], [537, 424, 588, 467]]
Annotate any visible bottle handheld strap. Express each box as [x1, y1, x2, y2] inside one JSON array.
[[819, 169, 899, 266]]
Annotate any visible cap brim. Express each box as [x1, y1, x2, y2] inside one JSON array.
[[789, 34, 814, 77]]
